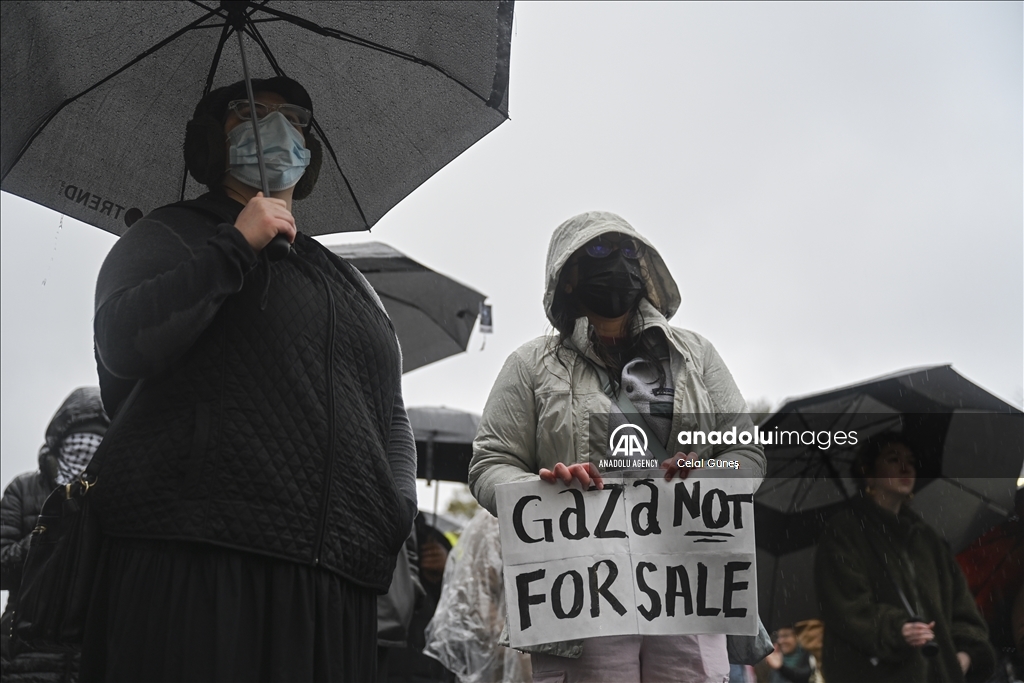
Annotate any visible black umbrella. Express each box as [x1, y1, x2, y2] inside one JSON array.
[[331, 242, 487, 373], [418, 510, 465, 537], [753, 365, 1024, 631], [407, 405, 480, 484], [1, 1, 513, 239], [407, 405, 480, 529]]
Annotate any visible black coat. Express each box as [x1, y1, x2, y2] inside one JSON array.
[[1, 387, 108, 603], [0, 387, 107, 678], [92, 194, 415, 591], [0, 472, 52, 606], [815, 496, 996, 682]]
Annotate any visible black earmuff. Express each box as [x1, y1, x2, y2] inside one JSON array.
[[183, 113, 227, 187]]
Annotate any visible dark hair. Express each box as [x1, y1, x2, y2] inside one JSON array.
[[852, 432, 913, 491]]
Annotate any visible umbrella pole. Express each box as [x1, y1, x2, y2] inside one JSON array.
[[433, 481, 440, 528], [234, 31, 270, 198], [229, 8, 290, 261], [426, 433, 438, 526]]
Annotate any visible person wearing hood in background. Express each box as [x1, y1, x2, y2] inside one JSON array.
[[0, 387, 109, 681], [469, 212, 766, 683], [81, 76, 416, 682]]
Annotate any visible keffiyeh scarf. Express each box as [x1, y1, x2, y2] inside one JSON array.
[[53, 432, 103, 485]]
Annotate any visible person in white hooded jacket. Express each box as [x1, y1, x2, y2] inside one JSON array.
[[468, 211, 766, 683]]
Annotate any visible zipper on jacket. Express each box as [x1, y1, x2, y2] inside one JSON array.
[[313, 269, 337, 565]]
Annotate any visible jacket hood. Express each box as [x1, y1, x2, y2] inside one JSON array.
[[38, 387, 109, 477], [543, 211, 681, 326]]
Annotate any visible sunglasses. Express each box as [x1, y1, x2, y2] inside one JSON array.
[[583, 236, 645, 260]]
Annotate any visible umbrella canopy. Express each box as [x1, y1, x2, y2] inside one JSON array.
[[333, 242, 487, 372], [0, 1, 513, 237], [407, 405, 480, 483], [753, 365, 1024, 631]]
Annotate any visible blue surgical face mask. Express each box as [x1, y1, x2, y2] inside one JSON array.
[[227, 111, 311, 192]]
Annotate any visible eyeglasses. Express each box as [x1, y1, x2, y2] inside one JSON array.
[[227, 100, 312, 127], [583, 236, 645, 260]]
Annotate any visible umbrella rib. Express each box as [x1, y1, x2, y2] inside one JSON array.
[[310, 117, 369, 228], [243, 22, 370, 228], [793, 410, 814, 432], [250, 4, 507, 114], [793, 471, 821, 513], [940, 478, 1011, 516], [3, 9, 222, 183], [180, 20, 235, 201], [758, 478, 794, 496], [201, 21, 234, 111], [820, 452, 852, 503]]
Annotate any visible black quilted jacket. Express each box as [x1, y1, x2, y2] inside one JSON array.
[[93, 195, 414, 592], [0, 474, 51, 606], [1, 387, 107, 671], [1, 387, 108, 600]]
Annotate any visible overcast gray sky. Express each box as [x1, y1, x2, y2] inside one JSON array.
[[3, 1, 1022, 501]]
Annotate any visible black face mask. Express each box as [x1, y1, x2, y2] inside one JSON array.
[[573, 252, 645, 318]]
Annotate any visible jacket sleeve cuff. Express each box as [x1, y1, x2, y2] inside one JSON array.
[[877, 612, 916, 661], [210, 223, 259, 272], [0, 536, 32, 588], [954, 636, 997, 682]]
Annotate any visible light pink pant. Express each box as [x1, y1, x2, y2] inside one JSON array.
[[530, 634, 730, 683]]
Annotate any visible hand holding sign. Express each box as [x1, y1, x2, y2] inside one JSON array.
[[539, 462, 605, 490], [496, 475, 758, 648]]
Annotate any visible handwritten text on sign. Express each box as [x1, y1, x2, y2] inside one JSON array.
[[495, 475, 757, 648]]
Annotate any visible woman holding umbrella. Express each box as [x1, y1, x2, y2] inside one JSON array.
[[82, 77, 417, 681], [814, 434, 995, 682], [468, 211, 766, 682]]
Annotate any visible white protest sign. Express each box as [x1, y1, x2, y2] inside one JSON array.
[[496, 474, 757, 648]]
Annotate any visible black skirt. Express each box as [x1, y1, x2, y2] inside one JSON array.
[[80, 537, 377, 683]]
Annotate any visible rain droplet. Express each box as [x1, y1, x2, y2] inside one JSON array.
[[42, 215, 63, 287]]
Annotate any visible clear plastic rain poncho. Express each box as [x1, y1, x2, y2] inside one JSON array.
[[423, 509, 531, 683]]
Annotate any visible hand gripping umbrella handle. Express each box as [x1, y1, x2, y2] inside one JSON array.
[[906, 617, 940, 658], [265, 235, 291, 261]]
